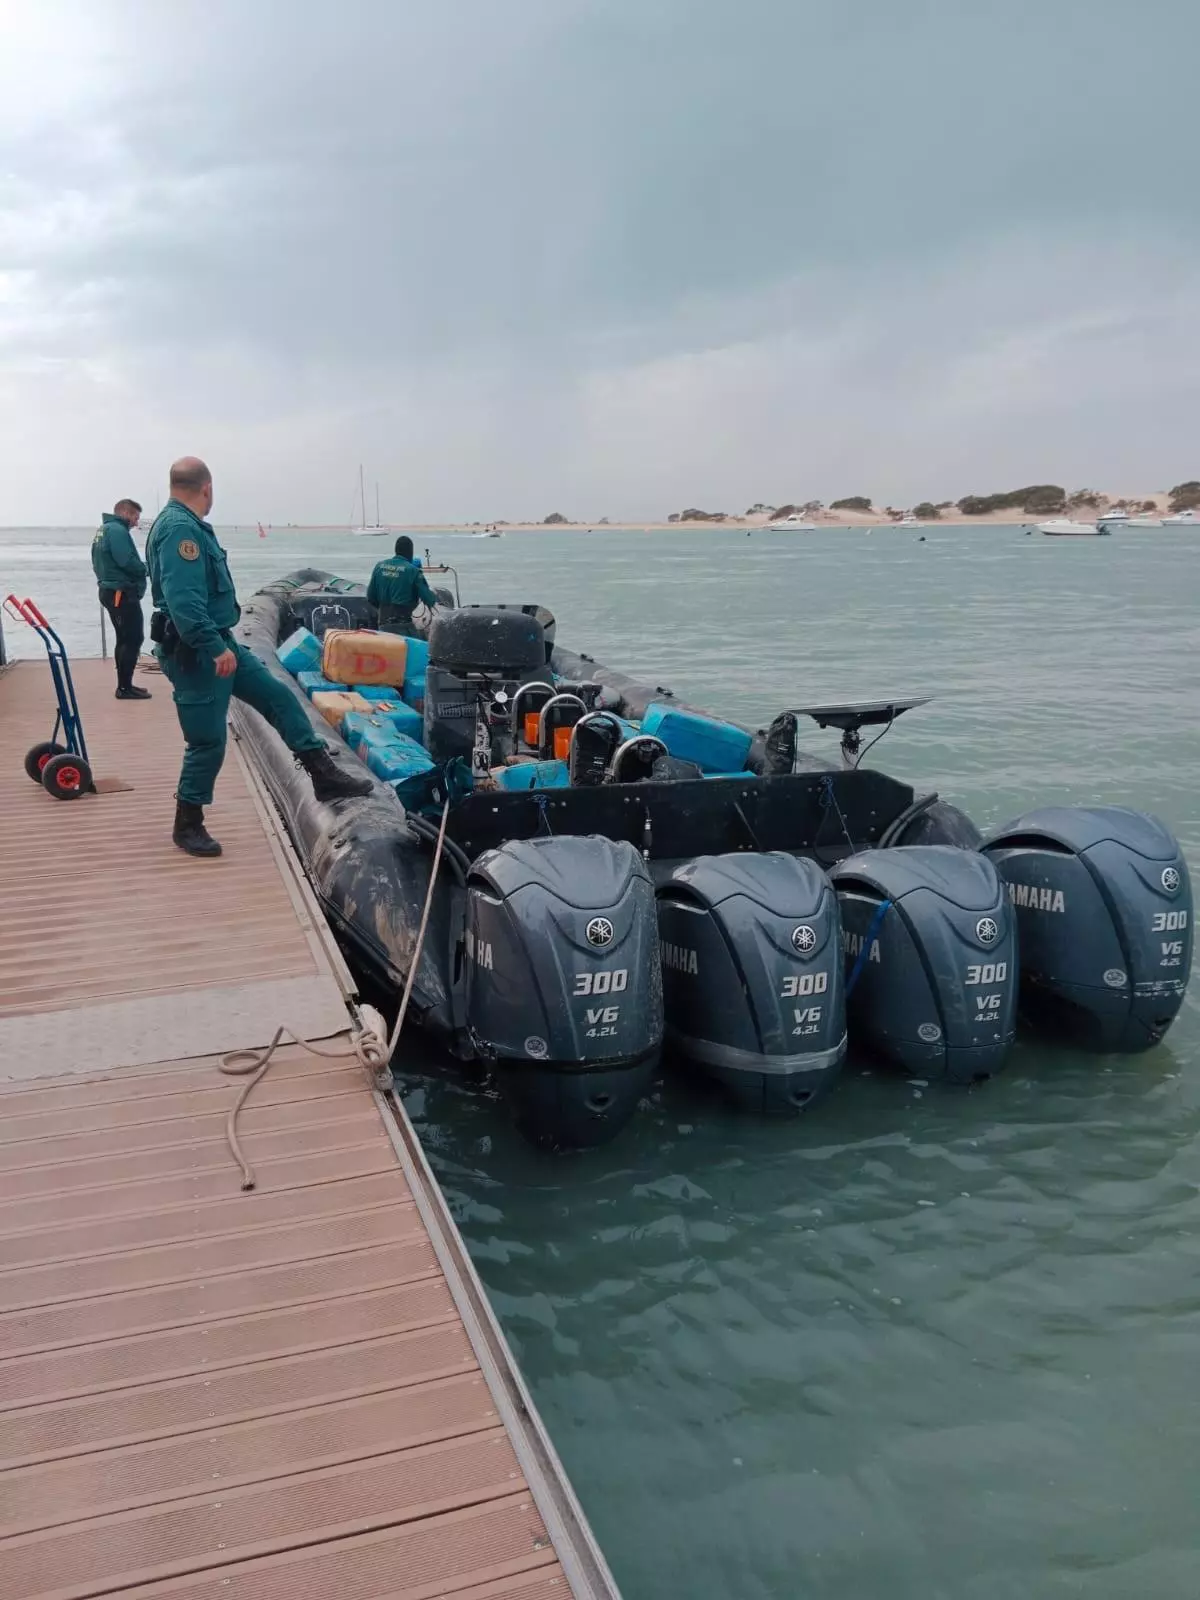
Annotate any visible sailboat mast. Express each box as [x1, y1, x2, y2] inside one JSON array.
[[358, 464, 366, 527], [375, 483, 380, 527]]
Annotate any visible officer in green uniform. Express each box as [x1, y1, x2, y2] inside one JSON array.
[[366, 535, 439, 636], [91, 497, 151, 699], [147, 456, 370, 858]]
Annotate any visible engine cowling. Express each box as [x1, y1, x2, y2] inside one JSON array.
[[831, 846, 1017, 1082], [982, 805, 1192, 1052], [657, 852, 845, 1113], [465, 835, 662, 1147]]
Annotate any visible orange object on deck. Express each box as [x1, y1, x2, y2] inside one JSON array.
[[553, 726, 572, 761], [311, 689, 374, 729], [524, 712, 540, 747], [321, 629, 408, 688]]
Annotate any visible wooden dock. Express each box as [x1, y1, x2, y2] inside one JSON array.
[[0, 656, 618, 1600]]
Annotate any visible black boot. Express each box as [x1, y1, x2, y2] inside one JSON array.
[[173, 800, 223, 857], [298, 746, 373, 802], [115, 685, 152, 700]]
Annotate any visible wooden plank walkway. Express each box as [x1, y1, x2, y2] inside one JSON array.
[[0, 658, 617, 1600]]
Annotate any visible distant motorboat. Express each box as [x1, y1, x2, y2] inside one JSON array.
[[1096, 507, 1130, 529], [766, 513, 818, 531], [896, 515, 923, 528], [1162, 508, 1197, 525], [1038, 518, 1104, 536]]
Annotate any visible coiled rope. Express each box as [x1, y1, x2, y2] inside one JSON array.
[[219, 796, 451, 1190]]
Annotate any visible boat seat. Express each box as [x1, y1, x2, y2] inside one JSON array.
[[511, 681, 556, 749], [609, 734, 669, 784], [537, 693, 587, 760]]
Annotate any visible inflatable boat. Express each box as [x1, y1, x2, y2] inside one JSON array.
[[231, 569, 1193, 1148]]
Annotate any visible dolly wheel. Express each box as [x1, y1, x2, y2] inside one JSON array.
[[41, 753, 92, 800], [24, 741, 66, 783]]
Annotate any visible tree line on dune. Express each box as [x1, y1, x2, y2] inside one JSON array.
[[657, 481, 1200, 523]]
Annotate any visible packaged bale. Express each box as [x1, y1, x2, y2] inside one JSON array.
[[311, 690, 374, 730], [277, 626, 323, 676], [322, 629, 407, 689]]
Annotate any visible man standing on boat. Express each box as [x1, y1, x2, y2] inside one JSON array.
[[147, 456, 371, 858], [91, 498, 151, 700], [367, 534, 439, 636]]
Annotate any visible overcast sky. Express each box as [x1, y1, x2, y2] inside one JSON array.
[[2, 0, 1197, 523]]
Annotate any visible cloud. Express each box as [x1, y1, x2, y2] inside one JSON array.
[[0, 0, 1198, 521]]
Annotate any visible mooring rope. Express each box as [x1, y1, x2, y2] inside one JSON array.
[[218, 796, 452, 1190]]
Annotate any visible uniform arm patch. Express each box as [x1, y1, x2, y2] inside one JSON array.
[[178, 539, 200, 561]]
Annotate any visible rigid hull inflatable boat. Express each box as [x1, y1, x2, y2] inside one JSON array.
[[231, 569, 1193, 1149]]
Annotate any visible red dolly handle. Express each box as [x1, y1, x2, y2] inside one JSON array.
[[21, 598, 51, 628], [2, 594, 34, 624]]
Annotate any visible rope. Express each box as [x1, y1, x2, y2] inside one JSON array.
[[219, 1026, 390, 1190], [218, 796, 452, 1191], [819, 774, 855, 849], [387, 795, 451, 1058], [844, 898, 892, 998]]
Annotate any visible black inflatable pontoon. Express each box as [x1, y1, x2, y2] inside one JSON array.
[[231, 568, 1193, 1148]]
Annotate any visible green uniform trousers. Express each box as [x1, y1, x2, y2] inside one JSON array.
[[379, 615, 416, 638], [160, 636, 323, 806]]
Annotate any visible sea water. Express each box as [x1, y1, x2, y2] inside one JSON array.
[[4, 520, 1198, 1598]]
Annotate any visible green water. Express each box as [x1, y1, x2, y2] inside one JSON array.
[[6, 522, 1199, 1598]]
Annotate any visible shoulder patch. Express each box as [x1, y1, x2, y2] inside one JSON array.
[[178, 539, 200, 561]]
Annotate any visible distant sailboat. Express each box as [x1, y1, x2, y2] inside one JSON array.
[[352, 464, 387, 536]]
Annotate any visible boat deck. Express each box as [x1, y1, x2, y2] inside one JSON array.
[[0, 657, 615, 1600]]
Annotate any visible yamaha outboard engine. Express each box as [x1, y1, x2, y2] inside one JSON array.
[[465, 836, 663, 1147], [982, 806, 1192, 1052], [831, 846, 1017, 1082], [657, 853, 846, 1113]]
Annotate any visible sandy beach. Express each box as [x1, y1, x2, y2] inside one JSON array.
[[246, 491, 1177, 535]]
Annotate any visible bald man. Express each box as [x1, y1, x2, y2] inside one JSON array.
[[147, 456, 370, 857]]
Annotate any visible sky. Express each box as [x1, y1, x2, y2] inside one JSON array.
[[1, 0, 1198, 524]]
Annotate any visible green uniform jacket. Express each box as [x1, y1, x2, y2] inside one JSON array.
[[147, 500, 239, 661], [91, 513, 148, 597], [366, 556, 438, 626]]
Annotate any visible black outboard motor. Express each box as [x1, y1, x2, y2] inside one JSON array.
[[831, 846, 1017, 1082], [657, 853, 845, 1113], [465, 836, 663, 1147], [424, 607, 545, 765], [982, 806, 1193, 1052]]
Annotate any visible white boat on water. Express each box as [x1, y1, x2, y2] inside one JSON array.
[[1096, 506, 1130, 529], [896, 515, 923, 527], [1037, 517, 1104, 536], [351, 465, 388, 535], [766, 513, 818, 531], [1162, 508, 1197, 525]]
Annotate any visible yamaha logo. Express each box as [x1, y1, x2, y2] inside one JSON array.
[[975, 917, 999, 946], [918, 1022, 942, 1043], [791, 925, 817, 955], [1162, 867, 1181, 893], [586, 917, 614, 948]]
